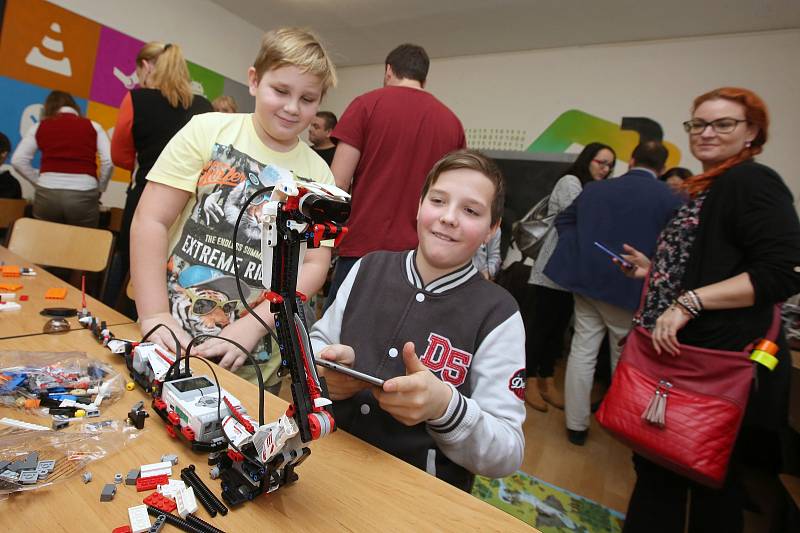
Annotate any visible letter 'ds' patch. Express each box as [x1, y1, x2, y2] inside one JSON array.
[[509, 369, 526, 400]]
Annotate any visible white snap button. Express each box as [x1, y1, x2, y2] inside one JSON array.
[[388, 348, 399, 358], [360, 404, 370, 415], [415, 293, 425, 302], [794, 266, 800, 273]]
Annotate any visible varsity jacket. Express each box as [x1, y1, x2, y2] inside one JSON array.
[[310, 250, 526, 491]]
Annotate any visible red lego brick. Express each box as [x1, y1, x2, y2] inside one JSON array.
[[19, 295, 28, 301], [136, 474, 169, 492], [143, 491, 177, 512], [112, 526, 132, 533]]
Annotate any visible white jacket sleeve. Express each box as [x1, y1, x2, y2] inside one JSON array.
[[93, 121, 114, 192], [10, 124, 40, 185], [425, 311, 526, 478]]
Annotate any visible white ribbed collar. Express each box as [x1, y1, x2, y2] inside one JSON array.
[[404, 250, 477, 294]]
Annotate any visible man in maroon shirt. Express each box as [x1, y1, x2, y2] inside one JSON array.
[[327, 44, 465, 307]]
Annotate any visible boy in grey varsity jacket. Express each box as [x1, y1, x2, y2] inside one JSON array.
[[310, 150, 526, 491]]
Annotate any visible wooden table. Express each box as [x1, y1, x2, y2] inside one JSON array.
[[0, 324, 534, 532], [0, 246, 133, 338]]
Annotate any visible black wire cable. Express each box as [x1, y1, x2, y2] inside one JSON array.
[[141, 323, 182, 361], [182, 334, 265, 426], [161, 350, 264, 471]]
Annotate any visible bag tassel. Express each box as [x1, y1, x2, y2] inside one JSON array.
[[641, 380, 671, 428]]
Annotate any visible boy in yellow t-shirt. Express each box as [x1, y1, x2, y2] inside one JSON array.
[[130, 28, 337, 390]]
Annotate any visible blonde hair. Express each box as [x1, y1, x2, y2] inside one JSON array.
[[253, 28, 337, 94], [137, 42, 194, 109], [212, 95, 238, 113]]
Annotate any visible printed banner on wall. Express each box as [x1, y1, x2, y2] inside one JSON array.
[[188, 61, 225, 101], [90, 26, 145, 108], [0, 0, 100, 98], [0, 75, 88, 167], [0, 0, 254, 195]]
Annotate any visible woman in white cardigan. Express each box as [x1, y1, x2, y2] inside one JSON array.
[[522, 142, 616, 411]]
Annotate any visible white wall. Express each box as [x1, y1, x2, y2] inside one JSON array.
[[324, 30, 800, 199], [50, 0, 262, 84]]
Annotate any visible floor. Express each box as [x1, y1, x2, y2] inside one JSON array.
[[519, 361, 635, 515]]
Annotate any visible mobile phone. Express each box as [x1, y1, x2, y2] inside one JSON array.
[[315, 358, 385, 387], [593, 242, 633, 269]]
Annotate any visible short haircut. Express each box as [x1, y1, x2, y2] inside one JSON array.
[[660, 166, 693, 182], [421, 149, 505, 226], [0, 132, 10, 155], [212, 95, 238, 113], [631, 141, 668, 172], [253, 27, 337, 94], [43, 90, 80, 118], [316, 111, 337, 131], [385, 44, 429, 84]]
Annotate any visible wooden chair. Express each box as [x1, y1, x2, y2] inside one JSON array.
[[0, 198, 28, 230], [8, 218, 115, 295], [107, 207, 124, 233]]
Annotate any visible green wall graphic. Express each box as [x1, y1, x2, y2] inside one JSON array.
[[527, 109, 681, 168]]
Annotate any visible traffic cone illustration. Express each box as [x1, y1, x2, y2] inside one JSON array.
[[25, 22, 72, 77]]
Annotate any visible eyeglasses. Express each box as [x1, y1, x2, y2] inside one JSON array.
[[592, 159, 614, 168], [185, 288, 240, 316], [683, 118, 747, 135]]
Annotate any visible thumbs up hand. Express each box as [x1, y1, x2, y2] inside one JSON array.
[[373, 342, 453, 426]]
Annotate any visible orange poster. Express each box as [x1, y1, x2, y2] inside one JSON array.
[[87, 100, 132, 184], [0, 0, 101, 97]]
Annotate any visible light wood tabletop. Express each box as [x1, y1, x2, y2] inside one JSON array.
[[0, 245, 133, 339], [0, 323, 535, 532]]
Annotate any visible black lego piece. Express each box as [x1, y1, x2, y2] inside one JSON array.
[[182, 464, 228, 515], [145, 506, 204, 533], [185, 514, 227, 533], [180, 468, 217, 518]]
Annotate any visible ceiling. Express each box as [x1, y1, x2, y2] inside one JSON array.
[[210, 0, 800, 67]]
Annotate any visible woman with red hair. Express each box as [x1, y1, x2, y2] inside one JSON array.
[[619, 88, 800, 532]]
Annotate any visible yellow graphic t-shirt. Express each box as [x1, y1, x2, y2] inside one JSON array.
[[146, 112, 334, 382]]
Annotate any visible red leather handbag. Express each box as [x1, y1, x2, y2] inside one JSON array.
[[596, 307, 781, 488]]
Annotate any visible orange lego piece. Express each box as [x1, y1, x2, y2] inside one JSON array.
[[1, 265, 20, 277], [44, 287, 68, 299], [0, 283, 22, 291]]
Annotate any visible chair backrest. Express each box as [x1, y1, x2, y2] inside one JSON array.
[[0, 198, 28, 230], [8, 218, 114, 272], [107, 207, 124, 233]]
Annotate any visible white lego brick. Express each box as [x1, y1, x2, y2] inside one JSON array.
[[140, 461, 172, 478], [0, 417, 49, 431], [175, 485, 198, 519], [157, 479, 186, 498], [0, 302, 21, 312], [128, 504, 151, 533]]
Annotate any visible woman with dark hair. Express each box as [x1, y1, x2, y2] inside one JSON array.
[[107, 42, 212, 306], [620, 88, 800, 532], [659, 166, 692, 193], [523, 142, 616, 411], [11, 90, 112, 227]]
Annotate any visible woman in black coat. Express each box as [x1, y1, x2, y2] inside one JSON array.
[[620, 87, 800, 533]]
